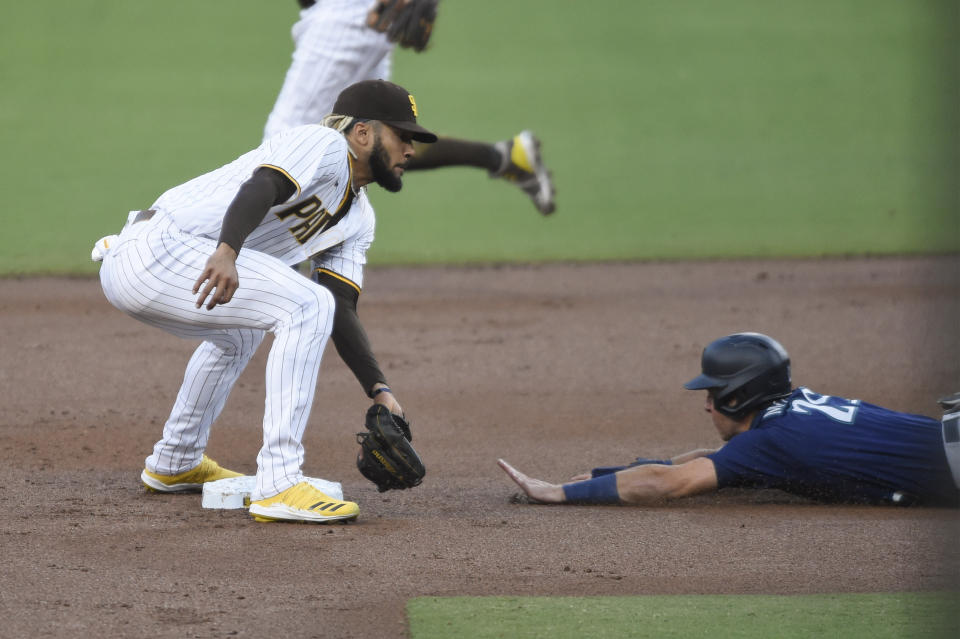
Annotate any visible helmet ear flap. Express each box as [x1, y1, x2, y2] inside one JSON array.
[[713, 386, 749, 419]]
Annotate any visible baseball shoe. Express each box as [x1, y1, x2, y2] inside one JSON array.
[[248, 482, 359, 523], [491, 130, 556, 215], [939, 392, 960, 413], [141, 455, 243, 493]]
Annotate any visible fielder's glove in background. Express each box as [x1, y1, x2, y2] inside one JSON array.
[[367, 0, 438, 52], [356, 404, 426, 491]]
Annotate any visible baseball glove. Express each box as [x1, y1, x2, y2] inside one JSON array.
[[356, 404, 425, 492], [366, 0, 438, 52]]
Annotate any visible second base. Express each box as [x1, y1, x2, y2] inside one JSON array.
[[201, 476, 345, 509]]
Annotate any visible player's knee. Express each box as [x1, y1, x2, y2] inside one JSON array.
[[314, 284, 335, 316], [209, 330, 265, 360], [236, 330, 266, 359], [295, 284, 335, 336]]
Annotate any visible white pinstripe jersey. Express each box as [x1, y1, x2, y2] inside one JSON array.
[[153, 125, 374, 286]]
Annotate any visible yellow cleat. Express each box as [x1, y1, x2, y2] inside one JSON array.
[[491, 130, 556, 215], [249, 482, 359, 523], [141, 455, 243, 493]]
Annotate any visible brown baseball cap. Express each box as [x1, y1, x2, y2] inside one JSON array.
[[332, 79, 438, 143]]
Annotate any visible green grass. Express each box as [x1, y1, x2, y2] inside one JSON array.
[[407, 592, 960, 639], [1, 0, 957, 274]]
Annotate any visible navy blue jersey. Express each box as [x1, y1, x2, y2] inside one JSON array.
[[707, 387, 959, 506]]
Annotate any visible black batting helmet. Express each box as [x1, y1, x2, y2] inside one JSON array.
[[684, 333, 792, 420]]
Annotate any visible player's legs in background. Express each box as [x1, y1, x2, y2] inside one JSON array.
[[265, 3, 556, 213], [263, 0, 394, 140], [99, 217, 336, 500], [407, 138, 502, 172], [358, 19, 557, 213], [407, 131, 557, 215]]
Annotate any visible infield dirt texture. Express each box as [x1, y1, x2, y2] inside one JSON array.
[[1, 257, 958, 637], [1, 1, 958, 637]]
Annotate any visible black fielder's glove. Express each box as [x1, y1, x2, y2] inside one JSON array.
[[356, 404, 426, 492], [367, 0, 438, 52]]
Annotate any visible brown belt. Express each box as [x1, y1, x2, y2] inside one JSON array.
[[133, 209, 157, 224]]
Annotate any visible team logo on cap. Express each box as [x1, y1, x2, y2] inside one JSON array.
[[408, 94, 418, 117]]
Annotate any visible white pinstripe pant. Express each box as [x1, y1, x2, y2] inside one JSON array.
[[263, 0, 394, 140], [99, 216, 334, 500]]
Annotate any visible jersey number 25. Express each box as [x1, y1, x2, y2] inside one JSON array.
[[790, 389, 860, 424]]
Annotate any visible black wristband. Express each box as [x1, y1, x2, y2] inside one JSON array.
[[563, 474, 620, 504]]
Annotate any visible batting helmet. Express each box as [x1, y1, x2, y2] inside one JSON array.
[[684, 332, 792, 420]]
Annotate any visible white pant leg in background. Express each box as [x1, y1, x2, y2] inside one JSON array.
[[263, 0, 395, 140], [943, 407, 960, 490], [99, 217, 335, 500]]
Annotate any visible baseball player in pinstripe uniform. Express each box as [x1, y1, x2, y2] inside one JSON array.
[[500, 333, 960, 508], [94, 80, 436, 523], [266, 0, 556, 215]]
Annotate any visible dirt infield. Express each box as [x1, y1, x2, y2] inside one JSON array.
[[1, 257, 958, 638]]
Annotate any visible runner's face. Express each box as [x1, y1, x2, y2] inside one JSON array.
[[705, 393, 744, 441]]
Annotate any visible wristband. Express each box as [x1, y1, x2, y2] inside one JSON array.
[[562, 473, 620, 504], [371, 386, 391, 397]]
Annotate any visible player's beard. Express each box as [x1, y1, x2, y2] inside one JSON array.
[[369, 134, 403, 193]]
